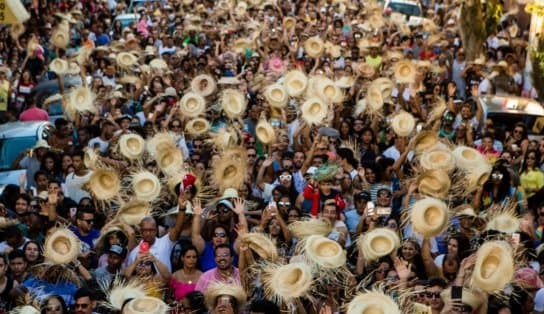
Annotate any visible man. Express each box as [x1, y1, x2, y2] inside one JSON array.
[[0, 253, 18, 312], [12, 140, 49, 188], [70, 206, 100, 254], [321, 199, 350, 248], [88, 120, 115, 154], [18, 96, 49, 122], [426, 277, 446, 314], [0, 226, 29, 254], [453, 100, 482, 132], [73, 287, 96, 314], [48, 179, 77, 220], [336, 148, 358, 179], [48, 118, 74, 152], [65, 151, 92, 203], [93, 244, 126, 285], [344, 191, 371, 235], [195, 244, 241, 292], [126, 191, 188, 272], [382, 136, 407, 162], [8, 250, 28, 283]]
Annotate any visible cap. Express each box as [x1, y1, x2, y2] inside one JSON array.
[[108, 244, 128, 257], [305, 166, 318, 176], [355, 191, 371, 201], [218, 200, 234, 210]]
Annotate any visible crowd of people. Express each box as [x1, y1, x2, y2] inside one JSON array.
[[0, 0, 544, 313]]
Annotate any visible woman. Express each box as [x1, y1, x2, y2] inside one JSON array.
[[520, 150, 544, 200], [398, 239, 427, 280], [15, 70, 35, 113], [258, 205, 292, 257], [170, 246, 202, 301], [172, 291, 206, 314], [41, 295, 68, 314], [40, 152, 62, 183], [23, 241, 42, 266], [480, 164, 522, 210], [359, 127, 379, 167], [60, 153, 72, 182]]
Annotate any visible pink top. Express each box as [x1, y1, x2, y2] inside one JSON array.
[[19, 107, 49, 122], [194, 267, 241, 293], [170, 278, 196, 301]]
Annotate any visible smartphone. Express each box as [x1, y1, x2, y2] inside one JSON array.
[[376, 207, 392, 216], [512, 233, 520, 247], [367, 202, 375, 217], [451, 286, 462, 299]]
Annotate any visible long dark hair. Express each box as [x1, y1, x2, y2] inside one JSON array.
[[483, 164, 512, 202], [41, 295, 68, 314]]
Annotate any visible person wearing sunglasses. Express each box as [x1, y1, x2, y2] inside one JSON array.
[[437, 110, 456, 141], [41, 295, 68, 314], [73, 288, 95, 314], [69, 206, 100, 268], [424, 277, 447, 313], [256, 157, 298, 204]]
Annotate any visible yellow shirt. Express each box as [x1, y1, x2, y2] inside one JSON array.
[[0, 80, 9, 112], [365, 55, 382, 69], [520, 169, 544, 197]]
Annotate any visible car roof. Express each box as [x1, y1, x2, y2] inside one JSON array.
[[0, 121, 52, 139], [386, 0, 420, 5], [480, 95, 544, 116]]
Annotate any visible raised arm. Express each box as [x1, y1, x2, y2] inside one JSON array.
[[191, 198, 206, 254]]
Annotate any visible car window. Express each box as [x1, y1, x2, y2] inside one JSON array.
[[0, 137, 36, 170], [48, 102, 63, 116], [387, 3, 421, 16]]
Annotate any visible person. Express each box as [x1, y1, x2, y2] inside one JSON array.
[[22, 241, 42, 266], [12, 140, 50, 189], [41, 295, 68, 314], [92, 244, 126, 285], [70, 206, 100, 268], [0, 67, 10, 123], [0, 226, 29, 254], [170, 245, 202, 301], [18, 96, 49, 122], [8, 250, 28, 283], [425, 277, 447, 314], [195, 244, 241, 292], [0, 253, 18, 313], [72, 288, 95, 314], [64, 151, 92, 203], [344, 191, 371, 235]]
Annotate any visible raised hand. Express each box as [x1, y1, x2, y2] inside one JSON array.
[[232, 198, 245, 215], [193, 198, 203, 216]]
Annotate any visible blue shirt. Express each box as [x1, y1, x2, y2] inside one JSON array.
[[344, 209, 362, 233], [23, 277, 77, 305], [69, 226, 100, 251], [200, 241, 238, 272]]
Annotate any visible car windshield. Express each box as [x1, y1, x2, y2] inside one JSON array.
[[388, 3, 421, 16], [0, 137, 36, 170]]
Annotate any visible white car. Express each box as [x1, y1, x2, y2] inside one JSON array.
[[384, 0, 431, 27]]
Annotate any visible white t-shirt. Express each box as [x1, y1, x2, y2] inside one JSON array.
[[0, 238, 29, 254], [65, 171, 92, 203], [88, 137, 110, 154], [127, 234, 176, 272]]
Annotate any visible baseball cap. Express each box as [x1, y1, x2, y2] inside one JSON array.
[[355, 191, 371, 201], [108, 244, 127, 257], [217, 200, 234, 210]]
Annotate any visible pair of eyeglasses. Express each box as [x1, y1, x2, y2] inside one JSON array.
[[513, 129, 524, 134], [279, 174, 292, 181], [75, 303, 90, 309], [278, 201, 291, 207], [247, 154, 256, 157], [214, 232, 227, 238], [491, 173, 504, 180], [425, 292, 441, 298]]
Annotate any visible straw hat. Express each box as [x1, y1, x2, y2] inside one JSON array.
[[302, 235, 346, 269], [471, 240, 514, 293], [87, 168, 121, 201], [49, 58, 68, 75], [410, 197, 449, 237], [156, 147, 183, 176], [149, 58, 168, 70], [11, 306, 40, 314], [179, 92, 206, 118], [304, 36, 325, 58], [66, 62, 80, 75], [43, 228, 81, 264], [119, 134, 145, 160], [146, 132, 177, 157], [132, 170, 161, 202], [0, 217, 19, 229], [282, 17, 297, 30], [261, 262, 313, 303], [335, 76, 355, 89], [221, 89, 247, 119], [440, 288, 484, 314], [289, 218, 333, 239], [218, 76, 240, 85], [452, 146, 487, 170], [417, 169, 451, 199], [116, 200, 151, 226], [83, 147, 100, 170], [465, 161, 492, 193], [185, 118, 210, 137], [239, 233, 278, 261], [233, 38, 254, 54], [124, 296, 169, 314], [264, 83, 288, 108], [51, 28, 70, 49], [256, 118, 276, 144], [359, 228, 401, 261], [204, 283, 247, 311], [419, 148, 455, 173], [9, 23, 25, 40], [105, 278, 148, 310], [116, 52, 139, 69], [211, 147, 248, 192], [390, 111, 415, 137], [301, 97, 328, 126], [357, 62, 376, 78], [347, 291, 401, 314], [67, 87, 97, 114], [190, 74, 217, 97], [316, 77, 343, 103], [284, 70, 308, 97], [411, 131, 439, 154], [486, 210, 520, 234], [365, 84, 384, 113], [370, 77, 395, 101], [393, 60, 416, 83]]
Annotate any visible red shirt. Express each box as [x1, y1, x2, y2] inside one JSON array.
[[19, 107, 49, 122]]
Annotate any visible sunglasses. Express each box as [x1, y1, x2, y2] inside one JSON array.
[[247, 154, 256, 157], [46, 306, 61, 311], [513, 129, 524, 134], [278, 201, 291, 207], [214, 232, 227, 238], [425, 292, 441, 298], [491, 173, 504, 180], [279, 174, 292, 181], [75, 304, 90, 309]]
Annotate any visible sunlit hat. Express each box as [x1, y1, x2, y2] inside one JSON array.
[[358, 228, 401, 261], [66, 86, 97, 115], [261, 262, 313, 303], [191, 74, 217, 97], [365, 84, 384, 114], [284, 69, 308, 97], [51, 27, 70, 49], [417, 169, 451, 199], [465, 161, 492, 193], [288, 218, 333, 239], [347, 291, 401, 314], [390, 111, 415, 137], [146, 132, 177, 157], [393, 59, 416, 83], [116, 200, 151, 225], [324, 42, 342, 59], [356, 62, 376, 78], [282, 16, 297, 30], [211, 147, 248, 192], [370, 77, 395, 101], [185, 118, 210, 137], [217, 76, 240, 85], [204, 283, 247, 311], [304, 36, 325, 58], [9, 23, 25, 40], [335, 76, 355, 89], [316, 77, 343, 103], [471, 240, 514, 293], [149, 58, 168, 71], [256, 118, 276, 144], [43, 228, 81, 264], [49, 58, 68, 75], [221, 89, 247, 119], [123, 296, 169, 314], [440, 288, 484, 314], [116, 52, 139, 69], [302, 235, 346, 269], [179, 92, 206, 118], [156, 147, 183, 176], [119, 134, 145, 160], [233, 38, 254, 54], [87, 168, 121, 201], [452, 146, 488, 170], [66, 62, 80, 75], [411, 131, 439, 154], [410, 197, 449, 237], [239, 233, 278, 261], [301, 97, 329, 126], [11, 305, 40, 314], [419, 147, 455, 173], [83, 147, 100, 170], [264, 83, 288, 108], [131, 170, 161, 202], [103, 277, 148, 311], [486, 209, 519, 234]]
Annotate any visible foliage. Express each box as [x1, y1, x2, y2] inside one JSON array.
[[484, 0, 503, 39], [530, 35, 544, 101]]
